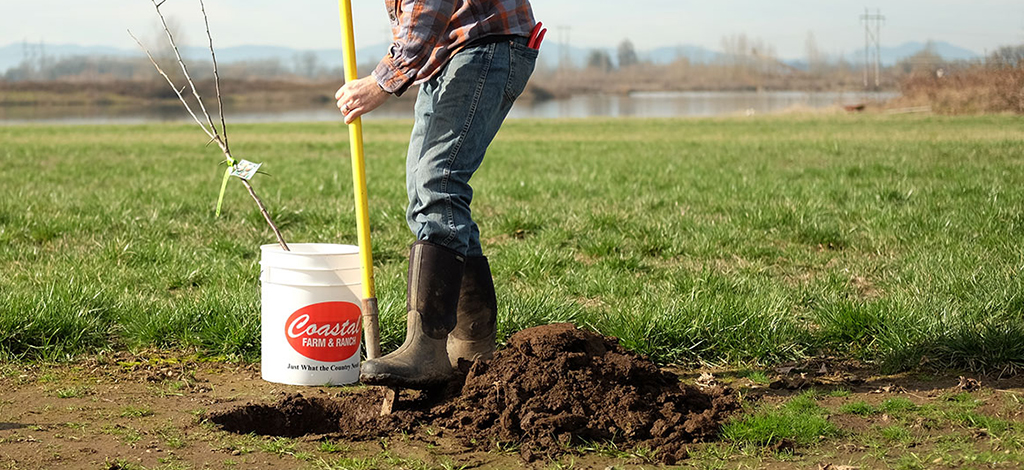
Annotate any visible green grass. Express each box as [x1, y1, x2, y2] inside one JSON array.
[[54, 385, 91, 398], [722, 391, 839, 447], [2, 116, 1024, 371], [879, 425, 914, 445], [835, 397, 918, 418], [739, 369, 772, 385], [260, 437, 298, 456], [157, 423, 188, 449], [839, 401, 875, 416], [879, 397, 918, 414], [318, 439, 349, 454], [314, 448, 450, 470]]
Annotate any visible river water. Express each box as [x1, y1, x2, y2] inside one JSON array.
[[0, 91, 896, 125]]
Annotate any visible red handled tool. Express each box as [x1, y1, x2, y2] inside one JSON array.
[[528, 21, 547, 50]]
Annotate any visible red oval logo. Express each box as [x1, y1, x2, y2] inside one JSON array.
[[285, 301, 362, 362]]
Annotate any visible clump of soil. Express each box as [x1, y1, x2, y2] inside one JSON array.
[[209, 323, 737, 463]]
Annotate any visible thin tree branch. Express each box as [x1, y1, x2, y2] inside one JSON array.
[[241, 179, 290, 252], [198, 0, 229, 149], [127, 29, 215, 141], [150, 0, 222, 151]]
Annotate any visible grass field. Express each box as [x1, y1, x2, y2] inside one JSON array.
[[1, 115, 1023, 373]]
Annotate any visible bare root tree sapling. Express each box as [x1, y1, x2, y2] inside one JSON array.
[[129, 0, 289, 251]]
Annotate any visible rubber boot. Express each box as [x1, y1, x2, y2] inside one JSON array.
[[447, 256, 498, 369], [359, 241, 465, 388]]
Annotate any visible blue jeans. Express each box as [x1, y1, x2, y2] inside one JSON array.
[[406, 36, 538, 257]]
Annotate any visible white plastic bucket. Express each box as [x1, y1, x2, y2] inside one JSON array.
[[260, 243, 363, 386]]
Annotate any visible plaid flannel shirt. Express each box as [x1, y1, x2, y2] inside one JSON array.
[[372, 0, 536, 96]]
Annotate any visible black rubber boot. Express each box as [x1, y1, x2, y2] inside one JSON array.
[[359, 241, 465, 388], [447, 256, 498, 369]]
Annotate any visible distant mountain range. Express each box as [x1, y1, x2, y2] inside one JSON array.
[[624, 40, 980, 68], [0, 42, 388, 74], [0, 40, 982, 74], [849, 41, 980, 65]]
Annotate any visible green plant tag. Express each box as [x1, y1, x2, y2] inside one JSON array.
[[214, 160, 261, 217]]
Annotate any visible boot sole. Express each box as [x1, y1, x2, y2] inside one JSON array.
[[359, 371, 453, 389]]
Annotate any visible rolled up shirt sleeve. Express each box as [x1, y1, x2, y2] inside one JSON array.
[[372, 0, 457, 96]]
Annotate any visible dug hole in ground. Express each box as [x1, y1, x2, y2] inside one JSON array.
[[209, 323, 738, 464]]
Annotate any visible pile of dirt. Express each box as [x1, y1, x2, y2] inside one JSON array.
[[209, 323, 737, 463], [435, 323, 737, 462]]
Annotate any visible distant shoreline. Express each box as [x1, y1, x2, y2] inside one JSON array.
[[0, 78, 898, 110]]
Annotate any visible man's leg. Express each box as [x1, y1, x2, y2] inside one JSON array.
[[406, 38, 537, 256], [440, 38, 539, 368], [361, 39, 537, 387]]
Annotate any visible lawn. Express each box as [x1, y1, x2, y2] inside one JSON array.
[[1, 115, 1023, 372]]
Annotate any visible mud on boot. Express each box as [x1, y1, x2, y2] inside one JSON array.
[[359, 241, 465, 388], [447, 256, 498, 370]]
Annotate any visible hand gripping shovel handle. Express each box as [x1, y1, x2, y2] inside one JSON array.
[[338, 0, 382, 360]]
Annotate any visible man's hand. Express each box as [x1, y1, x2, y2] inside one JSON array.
[[335, 76, 391, 124]]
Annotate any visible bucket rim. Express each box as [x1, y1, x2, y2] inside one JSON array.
[[260, 243, 361, 256]]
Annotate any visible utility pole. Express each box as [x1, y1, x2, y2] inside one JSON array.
[[860, 8, 885, 89], [557, 26, 571, 71]]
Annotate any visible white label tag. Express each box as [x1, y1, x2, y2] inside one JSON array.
[[230, 160, 262, 181]]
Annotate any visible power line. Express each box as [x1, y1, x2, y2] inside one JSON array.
[[860, 7, 885, 89]]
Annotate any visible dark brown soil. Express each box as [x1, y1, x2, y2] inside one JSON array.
[[209, 323, 737, 464], [2, 349, 1021, 469]]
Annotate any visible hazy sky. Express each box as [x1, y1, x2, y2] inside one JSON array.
[[2, 0, 1022, 58]]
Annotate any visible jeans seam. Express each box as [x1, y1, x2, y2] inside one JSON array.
[[504, 43, 517, 103], [438, 43, 494, 247]]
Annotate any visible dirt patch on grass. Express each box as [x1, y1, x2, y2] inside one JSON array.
[[210, 324, 736, 464], [1, 339, 1021, 469]]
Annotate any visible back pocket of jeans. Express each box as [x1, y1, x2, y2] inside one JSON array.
[[504, 42, 539, 104]]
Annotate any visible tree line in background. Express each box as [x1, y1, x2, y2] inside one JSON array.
[[895, 44, 1024, 114], [2, 33, 1022, 114], [3, 51, 340, 83], [543, 35, 1023, 114]]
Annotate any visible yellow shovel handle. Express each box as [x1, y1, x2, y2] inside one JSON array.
[[338, 0, 375, 299], [339, 0, 382, 359]]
